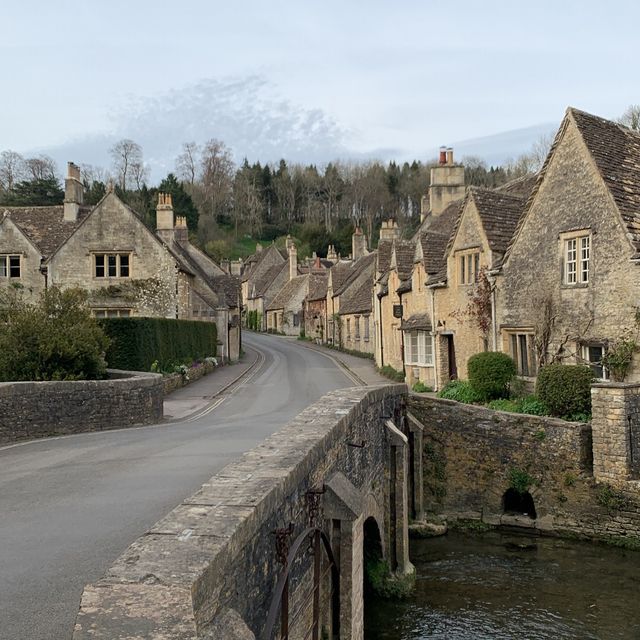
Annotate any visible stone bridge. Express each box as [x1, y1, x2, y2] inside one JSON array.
[[73, 384, 423, 639]]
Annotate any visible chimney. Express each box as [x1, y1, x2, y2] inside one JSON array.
[[174, 215, 188, 246], [256, 242, 263, 253], [352, 227, 369, 261], [156, 192, 174, 243], [327, 245, 337, 262], [428, 146, 465, 216], [63, 162, 83, 222], [379, 219, 401, 242], [288, 242, 298, 280]]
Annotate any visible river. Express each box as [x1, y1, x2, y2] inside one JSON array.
[[364, 530, 640, 639]]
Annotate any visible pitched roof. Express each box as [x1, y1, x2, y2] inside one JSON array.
[[495, 173, 538, 198], [334, 253, 377, 297], [392, 240, 415, 281], [338, 258, 376, 315], [469, 187, 526, 255], [570, 107, 640, 255], [418, 200, 462, 275], [307, 272, 328, 301], [376, 240, 394, 276], [253, 263, 288, 298], [2, 205, 91, 259], [266, 274, 308, 311], [329, 261, 353, 292], [210, 275, 241, 308], [504, 107, 640, 265]]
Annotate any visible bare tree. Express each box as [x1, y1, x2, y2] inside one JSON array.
[[618, 104, 640, 131], [0, 150, 26, 191], [199, 139, 234, 219], [80, 163, 110, 186], [176, 142, 199, 185], [24, 155, 58, 181], [109, 139, 144, 190], [130, 160, 149, 191]]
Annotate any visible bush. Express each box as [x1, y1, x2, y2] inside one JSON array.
[[378, 365, 405, 382], [487, 395, 548, 416], [487, 398, 519, 412], [0, 287, 108, 381], [467, 351, 517, 401], [412, 380, 433, 393], [437, 380, 483, 404], [536, 364, 594, 418], [100, 317, 217, 372]]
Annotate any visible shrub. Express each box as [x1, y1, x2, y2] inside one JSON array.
[[378, 365, 405, 382], [536, 364, 594, 418], [487, 398, 519, 412], [508, 467, 535, 494], [467, 351, 516, 401], [100, 317, 217, 372], [412, 380, 433, 393], [518, 395, 548, 416], [0, 287, 108, 381], [437, 380, 483, 403]]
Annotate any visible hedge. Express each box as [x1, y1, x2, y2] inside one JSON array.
[[100, 317, 217, 372], [468, 351, 516, 401], [536, 364, 594, 419]]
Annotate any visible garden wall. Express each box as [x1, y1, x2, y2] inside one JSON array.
[[0, 369, 163, 445], [408, 394, 640, 546]]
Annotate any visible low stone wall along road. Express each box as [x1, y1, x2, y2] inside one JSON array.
[[0, 333, 355, 640]]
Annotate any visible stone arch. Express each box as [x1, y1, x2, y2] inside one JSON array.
[[503, 488, 537, 519]]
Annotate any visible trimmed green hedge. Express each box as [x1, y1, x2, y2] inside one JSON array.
[[536, 364, 594, 419], [468, 351, 516, 401], [100, 317, 217, 371]]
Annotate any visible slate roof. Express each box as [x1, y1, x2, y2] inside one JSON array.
[[393, 240, 415, 281], [418, 200, 462, 275], [329, 261, 354, 292], [570, 107, 640, 256], [400, 313, 432, 331], [338, 258, 376, 315], [469, 187, 526, 255], [210, 275, 241, 308], [334, 253, 377, 297], [2, 205, 92, 259], [253, 263, 287, 298], [307, 272, 328, 301], [504, 107, 640, 264], [376, 240, 393, 275], [266, 275, 308, 311], [496, 173, 538, 198]]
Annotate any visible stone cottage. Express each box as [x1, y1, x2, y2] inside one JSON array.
[[497, 107, 640, 382], [0, 163, 241, 361]]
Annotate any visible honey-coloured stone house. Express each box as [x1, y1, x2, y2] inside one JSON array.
[[0, 163, 241, 362]]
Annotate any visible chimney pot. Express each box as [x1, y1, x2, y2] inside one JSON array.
[[439, 146, 447, 165], [446, 147, 454, 165]]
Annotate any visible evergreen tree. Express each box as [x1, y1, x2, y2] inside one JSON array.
[[158, 173, 199, 231], [0, 177, 64, 206]]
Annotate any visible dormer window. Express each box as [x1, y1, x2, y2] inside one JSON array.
[[458, 250, 480, 285], [562, 232, 590, 285]]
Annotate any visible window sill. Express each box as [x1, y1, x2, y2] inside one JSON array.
[[560, 283, 588, 289]]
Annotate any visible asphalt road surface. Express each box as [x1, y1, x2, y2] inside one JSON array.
[[0, 333, 355, 640]]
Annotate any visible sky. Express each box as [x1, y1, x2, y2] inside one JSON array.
[[3, 0, 639, 180]]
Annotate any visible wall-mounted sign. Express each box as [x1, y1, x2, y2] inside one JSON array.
[[393, 304, 403, 319]]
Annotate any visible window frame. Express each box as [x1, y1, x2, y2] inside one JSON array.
[[404, 330, 434, 366], [93, 252, 132, 279], [581, 343, 608, 381], [505, 330, 537, 377], [561, 231, 590, 286], [0, 254, 21, 279], [92, 308, 132, 318], [457, 249, 481, 285]]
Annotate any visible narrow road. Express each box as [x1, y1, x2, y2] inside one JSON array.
[[0, 333, 356, 640]]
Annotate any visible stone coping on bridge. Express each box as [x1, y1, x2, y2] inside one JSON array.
[[0, 369, 163, 445], [72, 383, 407, 639]]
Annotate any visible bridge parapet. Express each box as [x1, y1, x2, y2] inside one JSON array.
[[73, 384, 412, 640]]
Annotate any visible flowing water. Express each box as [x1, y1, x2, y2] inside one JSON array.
[[364, 530, 640, 640]]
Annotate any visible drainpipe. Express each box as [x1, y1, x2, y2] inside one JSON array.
[[430, 287, 438, 390], [39, 264, 48, 289], [488, 271, 498, 351], [378, 293, 385, 367], [399, 292, 406, 379]]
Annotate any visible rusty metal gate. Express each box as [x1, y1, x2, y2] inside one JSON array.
[[262, 491, 340, 640]]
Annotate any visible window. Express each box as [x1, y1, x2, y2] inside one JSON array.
[[364, 315, 370, 342], [94, 253, 131, 278], [346, 318, 351, 341], [458, 251, 480, 285], [92, 308, 131, 318], [0, 255, 21, 278], [507, 331, 536, 376], [563, 234, 590, 284], [404, 331, 434, 366], [582, 344, 608, 380], [355, 315, 361, 339], [293, 313, 300, 327]]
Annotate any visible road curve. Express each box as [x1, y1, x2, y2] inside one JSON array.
[[0, 333, 355, 640]]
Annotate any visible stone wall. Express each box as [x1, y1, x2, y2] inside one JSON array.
[[73, 385, 409, 640], [408, 394, 640, 544], [0, 370, 163, 444]]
